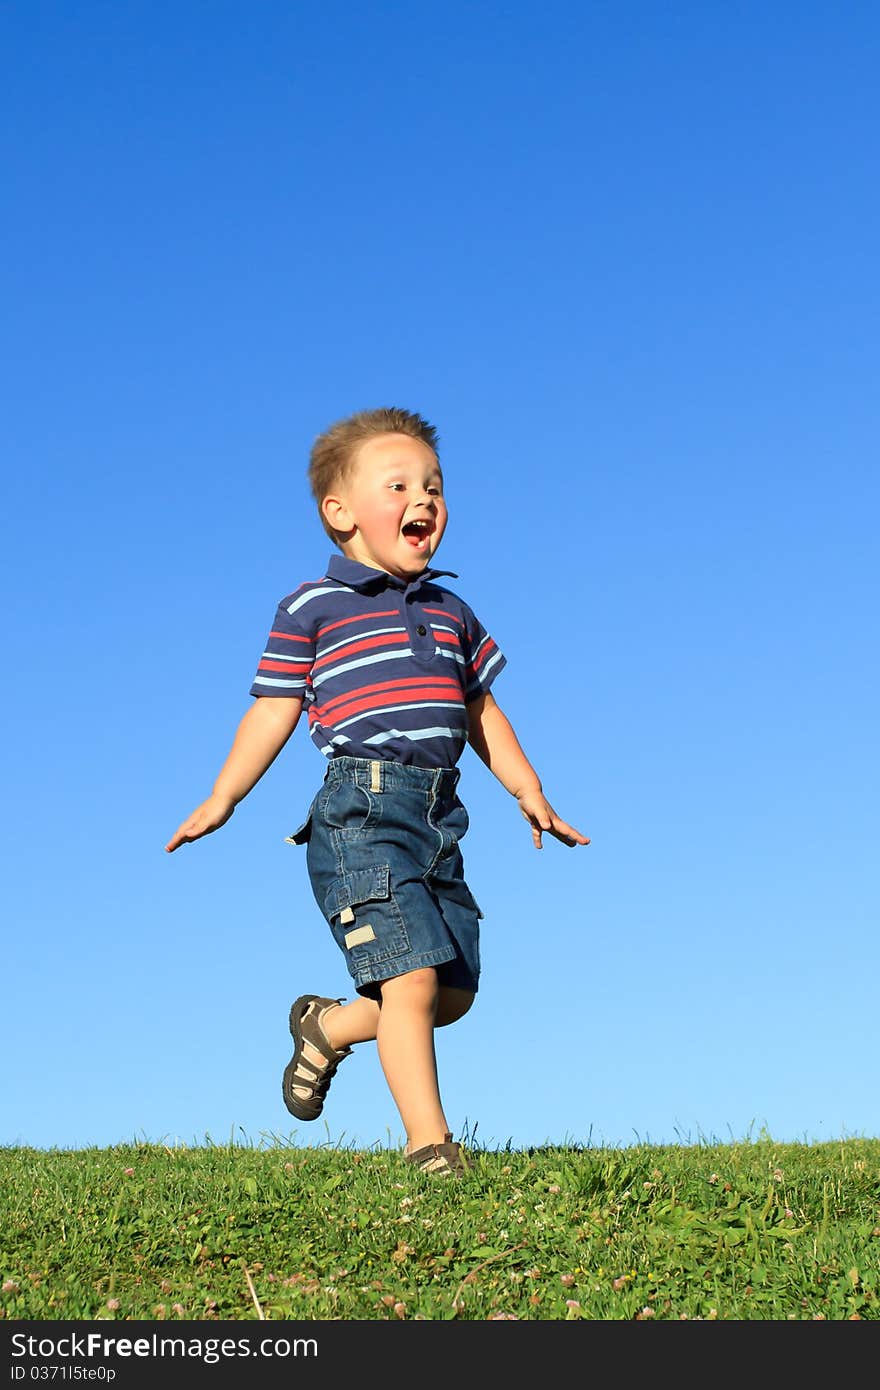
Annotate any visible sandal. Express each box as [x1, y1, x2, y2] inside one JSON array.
[[282, 995, 352, 1120], [404, 1133, 470, 1177]]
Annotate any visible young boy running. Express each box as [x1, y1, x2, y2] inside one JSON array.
[[166, 407, 589, 1175]]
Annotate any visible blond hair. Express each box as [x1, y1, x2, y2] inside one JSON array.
[[308, 406, 440, 543]]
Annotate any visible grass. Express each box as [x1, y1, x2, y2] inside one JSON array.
[[1, 1133, 878, 1321]]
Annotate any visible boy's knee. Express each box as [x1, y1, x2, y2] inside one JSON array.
[[380, 967, 439, 1008]]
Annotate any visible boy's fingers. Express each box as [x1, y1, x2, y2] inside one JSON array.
[[166, 801, 233, 852], [551, 815, 590, 846], [535, 815, 590, 847], [519, 800, 588, 848], [165, 816, 202, 852]]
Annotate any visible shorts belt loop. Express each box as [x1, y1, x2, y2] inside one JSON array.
[[370, 759, 382, 793]]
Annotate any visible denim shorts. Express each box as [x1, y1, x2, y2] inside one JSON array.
[[287, 756, 483, 999]]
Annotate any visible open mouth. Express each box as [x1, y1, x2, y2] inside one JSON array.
[[402, 519, 434, 548]]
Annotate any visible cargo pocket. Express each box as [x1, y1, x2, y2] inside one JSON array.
[[324, 865, 410, 966]]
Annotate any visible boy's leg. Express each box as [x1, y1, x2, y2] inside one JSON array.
[[321, 996, 380, 1047], [288, 981, 474, 1133], [374, 967, 450, 1153]]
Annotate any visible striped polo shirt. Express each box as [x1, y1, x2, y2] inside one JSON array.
[[250, 554, 506, 768]]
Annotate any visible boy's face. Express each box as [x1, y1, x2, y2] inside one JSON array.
[[323, 433, 448, 581]]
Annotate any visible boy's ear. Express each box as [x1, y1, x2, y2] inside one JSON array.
[[321, 493, 355, 536]]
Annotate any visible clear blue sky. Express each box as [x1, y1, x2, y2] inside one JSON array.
[[3, 1, 878, 1154]]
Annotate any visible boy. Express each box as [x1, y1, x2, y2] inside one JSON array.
[[166, 407, 589, 1176]]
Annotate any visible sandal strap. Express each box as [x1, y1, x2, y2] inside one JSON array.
[[405, 1140, 469, 1175]]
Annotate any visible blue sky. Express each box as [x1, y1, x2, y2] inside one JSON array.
[[3, 1, 878, 1155]]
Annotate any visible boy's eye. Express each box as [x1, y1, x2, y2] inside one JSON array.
[[386, 480, 442, 495]]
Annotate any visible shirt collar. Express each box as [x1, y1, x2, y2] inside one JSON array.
[[325, 553, 458, 592]]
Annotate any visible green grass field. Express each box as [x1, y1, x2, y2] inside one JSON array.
[[2, 1136, 878, 1321]]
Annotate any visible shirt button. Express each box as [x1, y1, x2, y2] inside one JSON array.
[[416, 624, 427, 636]]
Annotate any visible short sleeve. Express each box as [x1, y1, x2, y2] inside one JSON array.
[[249, 600, 315, 698], [460, 603, 506, 702]]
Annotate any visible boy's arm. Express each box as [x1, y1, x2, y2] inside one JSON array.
[[466, 692, 590, 850], [165, 696, 304, 852]]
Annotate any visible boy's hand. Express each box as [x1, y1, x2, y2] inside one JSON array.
[[165, 794, 235, 853], [515, 791, 590, 850]]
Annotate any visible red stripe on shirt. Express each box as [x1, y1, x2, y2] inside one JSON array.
[[422, 607, 461, 623], [317, 675, 461, 719], [470, 637, 497, 673], [257, 659, 312, 674], [319, 684, 462, 725], [312, 631, 407, 671], [318, 609, 400, 638]]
